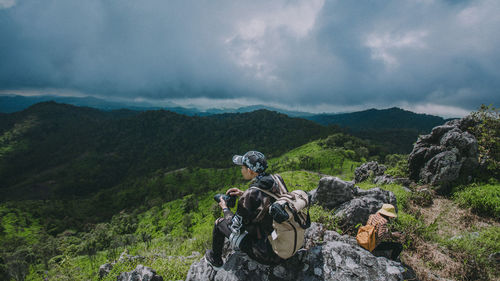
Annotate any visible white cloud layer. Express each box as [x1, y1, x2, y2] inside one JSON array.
[[0, 0, 499, 113], [0, 0, 15, 9]]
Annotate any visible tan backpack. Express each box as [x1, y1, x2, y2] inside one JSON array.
[[356, 224, 376, 252], [251, 174, 311, 259]]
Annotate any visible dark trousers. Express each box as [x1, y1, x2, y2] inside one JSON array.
[[212, 218, 282, 266], [373, 242, 403, 260]]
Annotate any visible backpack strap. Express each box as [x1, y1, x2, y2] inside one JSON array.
[[251, 186, 311, 229], [249, 186, 280, 200], [270, 174, 288, 194]]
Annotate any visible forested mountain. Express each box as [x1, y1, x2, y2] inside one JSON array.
[[307, 107, 445, 130], [0, 102, 336, 202], [306, 107, 447, 153]]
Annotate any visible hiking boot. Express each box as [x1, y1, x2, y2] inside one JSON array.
[[204, 250, 223, 269]]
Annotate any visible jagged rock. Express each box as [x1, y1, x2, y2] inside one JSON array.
[[99, 263, 113, 278], [98, 250, 148, 279], [312, 177, 356, 209], [373, 175, 411, 186], [312, 177, 397, 229], [118, 250, 145, 263], [408, 117, 479, 193], [334, 187, 398, 229], [489, 252, 500, 264], [354, 162, 387, 183], [117, 264, 163, 281], [186, 223, 406, 281]]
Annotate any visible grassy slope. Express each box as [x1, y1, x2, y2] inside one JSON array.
[[5, 140, 498, 281]]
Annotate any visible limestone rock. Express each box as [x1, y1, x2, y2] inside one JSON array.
[[354, 162, 387, 183], [186, 223, 406, 281], [334, 187, 397, 228], [312, 177, 356, 209], [117, 264, 163, 281], [408, 117, 479, 193], [313, 177, 397, 229], [99, 263, 113, 279]]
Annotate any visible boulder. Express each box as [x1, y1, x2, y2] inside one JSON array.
[[117, 265, 163, 281], [313, 177, 397, 228], [354, 162, 387, 183], [186, 223, 406, 281], [312, 177, 356, 209], [98, 250, 148, 279], [334, 187, 397, 229], [99, 263, 113, 279], [373, 175, 411, 187], [408, 117, 479, 193]]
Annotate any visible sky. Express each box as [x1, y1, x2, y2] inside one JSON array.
[[0, 0, 499, 117]]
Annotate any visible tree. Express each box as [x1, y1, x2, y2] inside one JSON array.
[[469, 104, 500, 177]]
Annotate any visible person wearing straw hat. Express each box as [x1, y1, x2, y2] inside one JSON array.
[[366, 204, 403, 260]]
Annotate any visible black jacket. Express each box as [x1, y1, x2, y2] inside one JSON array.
[[223, 173, 287, 239]]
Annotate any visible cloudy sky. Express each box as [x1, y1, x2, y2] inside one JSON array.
[[1, 0, 499, 117]]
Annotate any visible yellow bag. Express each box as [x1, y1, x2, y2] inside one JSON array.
[[356, 224, 376, 252]]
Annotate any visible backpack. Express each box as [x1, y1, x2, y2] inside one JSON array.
[[356, 224, 376, 252], [250, 174, 311, 259]]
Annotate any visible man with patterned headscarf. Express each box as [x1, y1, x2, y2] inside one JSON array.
[[205, 151, 286, 268]]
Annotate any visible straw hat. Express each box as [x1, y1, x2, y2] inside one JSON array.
[[377, 204, 397, 218]]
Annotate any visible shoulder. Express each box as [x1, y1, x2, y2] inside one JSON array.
[[254, 174, 276, 190], [241, 187, 263, 202]]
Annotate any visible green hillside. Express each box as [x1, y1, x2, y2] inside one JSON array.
[[1, 138, 498, 281], [307, 107, 447, 153], [1, 103, 498, 281], [0, 102, 337, 201]]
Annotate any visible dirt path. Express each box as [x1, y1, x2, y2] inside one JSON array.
[[402, 197, 499, 281]]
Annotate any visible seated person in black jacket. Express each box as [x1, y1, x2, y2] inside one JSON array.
[[205, 150, 285, 268]]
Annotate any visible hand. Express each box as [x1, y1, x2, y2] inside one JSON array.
[[218, 198, 227, 209], [227, 188, 244, 197]]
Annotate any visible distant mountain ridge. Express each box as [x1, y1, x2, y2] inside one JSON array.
[[0, 95, 450, 153], [0, 94, 313, 117], [306, 107, 445, 132], [305, 107, 447, 153], [0, 101, 335, 201]]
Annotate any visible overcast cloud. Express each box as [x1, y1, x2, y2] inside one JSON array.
[[0, 0, 499, 116]]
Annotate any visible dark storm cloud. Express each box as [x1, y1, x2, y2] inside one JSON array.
[[0, 0, 499, 113]]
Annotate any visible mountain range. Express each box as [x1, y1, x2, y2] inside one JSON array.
[[0, 101, 335, 202]]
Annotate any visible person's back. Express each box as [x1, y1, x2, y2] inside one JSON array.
[[366, 212, 390, 246], [205, 151, 284, 268]]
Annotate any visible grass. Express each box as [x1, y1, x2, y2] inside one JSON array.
[[16, 140, 500, 281], [268, 140, 360, 180], [453, 182, 500, 219]]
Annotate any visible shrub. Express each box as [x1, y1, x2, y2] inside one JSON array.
[[384, 154, 409, 178], [468, 104, 500, 177]]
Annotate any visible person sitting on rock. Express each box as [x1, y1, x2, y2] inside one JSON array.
[[205, 150, 285, 268], [366, 204, 403, 260]]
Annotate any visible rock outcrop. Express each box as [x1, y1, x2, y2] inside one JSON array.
[[117, 265, 163, 281], [98, 250, 148, 279], [408, 117, 479, 193], [312, 177, 397, 228], [373, 175, 411, 187], [186, 223, 407, 281], [354, 162, 387, 183]]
